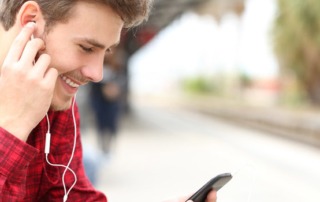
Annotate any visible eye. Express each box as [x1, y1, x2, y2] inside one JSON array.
[[80, 45, 94, 53]]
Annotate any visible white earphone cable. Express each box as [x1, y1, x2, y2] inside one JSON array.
[[44, 94, 78, 202], [61, 94, 78, 201]]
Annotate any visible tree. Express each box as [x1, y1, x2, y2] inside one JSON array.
[[273, 0, 320, 104]]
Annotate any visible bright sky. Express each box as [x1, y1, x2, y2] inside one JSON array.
[[129, 0, 278, 94]]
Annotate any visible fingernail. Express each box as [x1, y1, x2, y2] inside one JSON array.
[[25, 22, 36, 28]]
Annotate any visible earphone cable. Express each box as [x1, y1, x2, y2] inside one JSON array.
[[61, 94, 78, 201], [44, 94, 78, 202]]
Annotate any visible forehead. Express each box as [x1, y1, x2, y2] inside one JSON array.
[[70, 1, 123, 28], [50, 1, 124, 48]]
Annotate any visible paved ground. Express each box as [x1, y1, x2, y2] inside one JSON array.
[[81, 99, 320, 202]]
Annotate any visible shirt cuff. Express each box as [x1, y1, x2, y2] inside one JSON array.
[[0, 127, 39, 176]]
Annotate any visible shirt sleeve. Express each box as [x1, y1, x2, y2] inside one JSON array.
[[0, 127, 38, 192]]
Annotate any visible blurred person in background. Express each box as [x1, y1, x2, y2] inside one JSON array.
[[89, 46, 126, 158], [0, 0, 217, 201], [83, 46, 126, 185]]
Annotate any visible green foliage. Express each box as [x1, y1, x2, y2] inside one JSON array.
[[239, 71, 252, 88], [182, 76, 216, 94], [272, 0, 320, 104]]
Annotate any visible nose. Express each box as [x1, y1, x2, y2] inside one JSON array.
[[80, 57, 104, 83]]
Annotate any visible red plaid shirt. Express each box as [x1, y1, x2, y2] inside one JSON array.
[[0, 103, 107, 202]]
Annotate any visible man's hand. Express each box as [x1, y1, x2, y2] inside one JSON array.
[[0, 22, 58, 141]]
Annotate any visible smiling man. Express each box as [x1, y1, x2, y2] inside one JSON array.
[[0, 0, 216, 202], [0, 1, 150, 201]]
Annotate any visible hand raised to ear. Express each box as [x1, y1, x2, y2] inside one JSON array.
[[0, 22, 58, 141]]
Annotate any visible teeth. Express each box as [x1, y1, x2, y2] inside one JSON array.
[[61, 75, 80, 88]]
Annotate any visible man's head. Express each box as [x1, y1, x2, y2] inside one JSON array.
[[0, 0, 152, 110]]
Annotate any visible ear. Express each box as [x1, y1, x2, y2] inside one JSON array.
[[16, 1, 45, 34]]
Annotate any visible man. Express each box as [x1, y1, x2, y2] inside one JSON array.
[[0, 0, 217, 201]]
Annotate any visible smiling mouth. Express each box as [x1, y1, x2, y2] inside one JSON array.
[[61, 75, 80, 88]]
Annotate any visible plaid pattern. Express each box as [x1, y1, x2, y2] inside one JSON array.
[[0, 103, 107, 202]]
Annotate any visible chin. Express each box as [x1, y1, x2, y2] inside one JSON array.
[[50, 98, 73, 111]]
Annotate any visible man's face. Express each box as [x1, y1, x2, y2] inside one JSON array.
[[42, 2, 123, 110]]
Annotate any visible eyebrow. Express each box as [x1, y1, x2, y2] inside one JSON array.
[[83, 38, 106, 49], [76, 37, 120, 51]]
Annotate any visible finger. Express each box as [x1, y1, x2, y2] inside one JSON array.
[[31, 53, 51, 76], [206, 190, 217, 202], [19, 38, 45, 66], [3, 22, 36, 66], [42, 67, 58, 88]]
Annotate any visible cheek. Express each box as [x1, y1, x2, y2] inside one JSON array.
[[46, 48, 81, 73], [43, 37, 78, 72]]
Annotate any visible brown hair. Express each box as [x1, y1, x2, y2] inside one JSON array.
[[0, 0, 152, 31]]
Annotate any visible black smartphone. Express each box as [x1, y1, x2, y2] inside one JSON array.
[[186, 173, 232, 202]]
